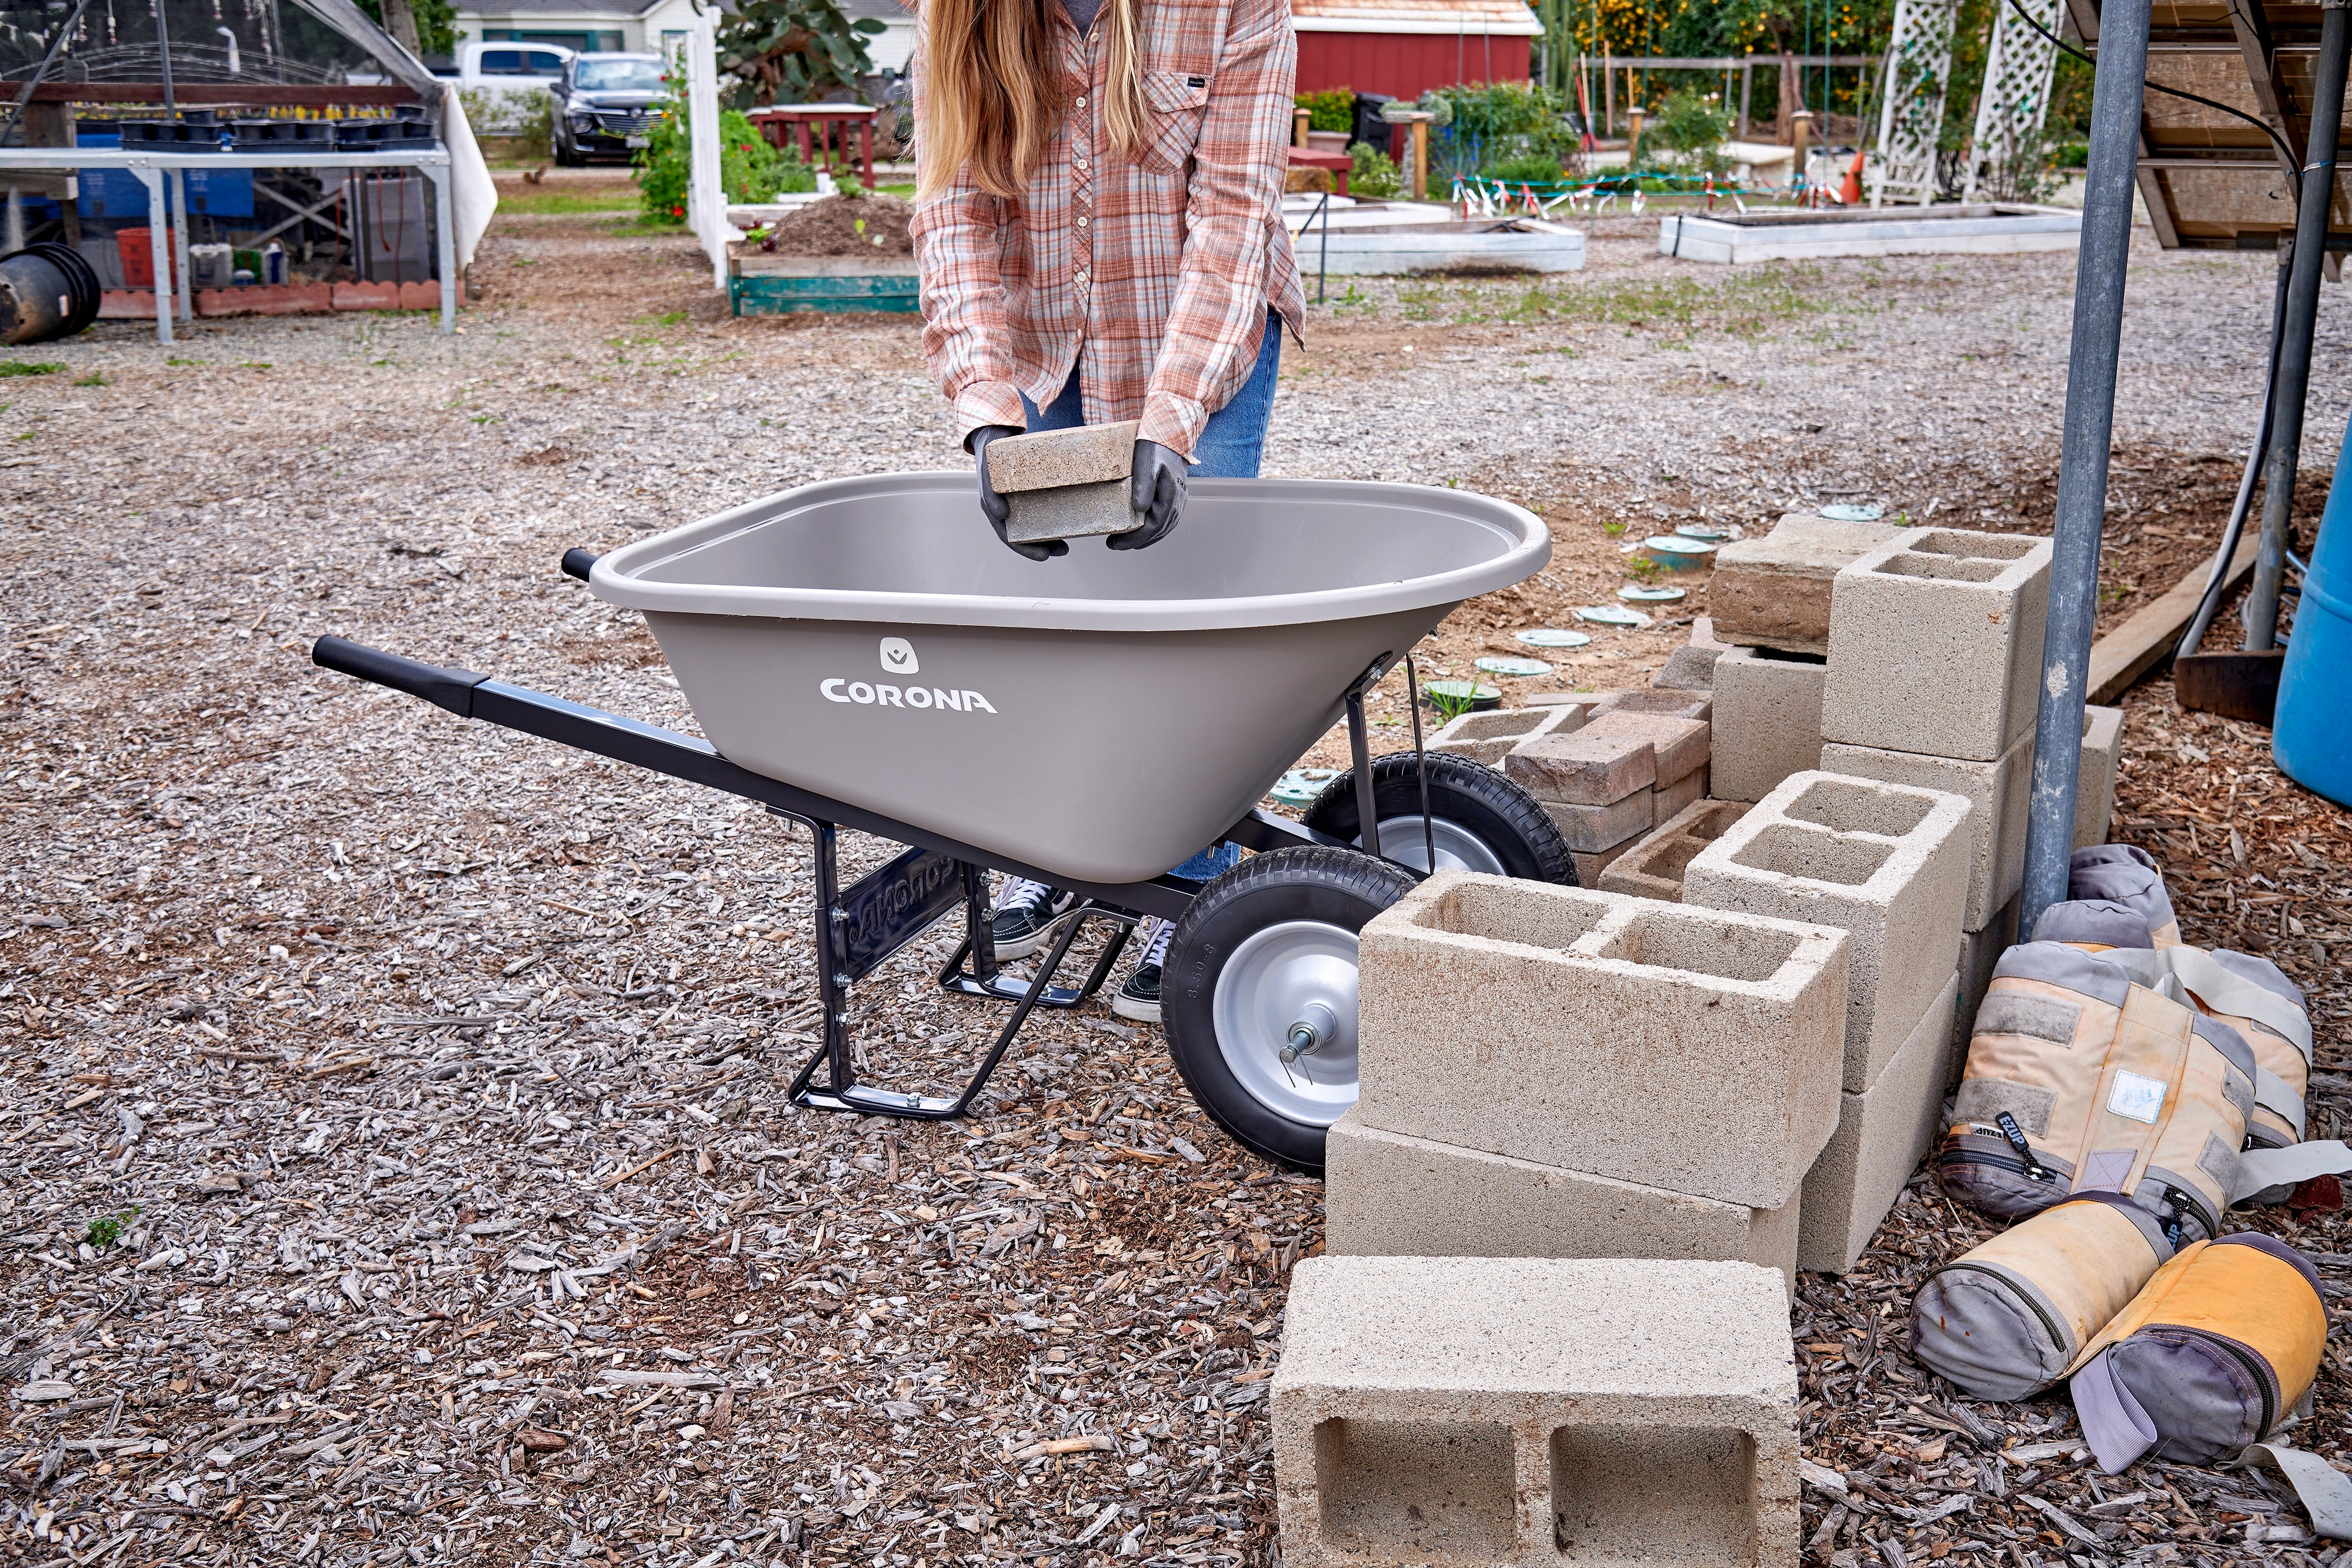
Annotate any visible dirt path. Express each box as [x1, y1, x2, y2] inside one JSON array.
[[0, 200, 2344, 1568]]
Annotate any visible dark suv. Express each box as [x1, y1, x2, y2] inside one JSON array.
[[552, 53, 667, 165]]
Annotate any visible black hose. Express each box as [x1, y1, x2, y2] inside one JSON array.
[[2176, 251, 2292, 661], [2006, 0, 2297, 162]]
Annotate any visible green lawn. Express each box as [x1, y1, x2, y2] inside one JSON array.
[[497, 188, 643, 216]]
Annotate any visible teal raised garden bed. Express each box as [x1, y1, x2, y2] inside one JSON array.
[[728, 254, 920, 315]]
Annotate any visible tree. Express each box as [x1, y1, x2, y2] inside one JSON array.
[[717, 0, 886, 104], [356, 0, 457, 58]]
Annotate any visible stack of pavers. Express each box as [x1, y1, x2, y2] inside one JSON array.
[[1325, 870, 1853, 1289], [1424, 689, 1715, 886]]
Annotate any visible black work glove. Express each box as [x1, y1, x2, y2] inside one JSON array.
[[1112, 439, 1187, 551], [967, 424, 1065, 562]]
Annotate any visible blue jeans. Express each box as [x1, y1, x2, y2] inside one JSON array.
[[1018, 310, 1284, 479], [1027, 313, 1280, 884]]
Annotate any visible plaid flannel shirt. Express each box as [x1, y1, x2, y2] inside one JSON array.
[[908, 0, 1305, 460]]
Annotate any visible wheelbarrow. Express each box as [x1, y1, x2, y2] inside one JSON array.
[[312, 472, 1573, 1171]]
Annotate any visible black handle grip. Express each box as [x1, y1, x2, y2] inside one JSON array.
[[312, 636, 489, 719], [561, 547, 600, 582]]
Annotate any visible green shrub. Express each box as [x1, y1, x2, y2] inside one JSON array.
[[1298, 89, 1354, 133], [634, 99, 815, 224], [1484, 151, 1563, 184], [1644, 89, 1732, 173], [1351, 143, 1401, 199]]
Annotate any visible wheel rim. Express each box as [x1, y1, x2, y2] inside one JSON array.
[[1357, 814, 1506, 875], [1211, 919, 1362, 1128]]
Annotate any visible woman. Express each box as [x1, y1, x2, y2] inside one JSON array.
[[909, 0, 1303, 1021]]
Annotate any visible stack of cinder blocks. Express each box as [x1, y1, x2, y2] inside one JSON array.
[[1272, 1255, 1799, 1568], [1707, 512, 1897, 804], [1327, 871, 1851, 1288], [1809, 527, 2123, 1062], [1683, 773, 1973, 1273]]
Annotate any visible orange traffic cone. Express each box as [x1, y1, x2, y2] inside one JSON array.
[[1840, 149, 1866, 206]]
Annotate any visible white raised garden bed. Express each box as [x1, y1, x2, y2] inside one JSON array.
[[1656, 203, 2082, 265]]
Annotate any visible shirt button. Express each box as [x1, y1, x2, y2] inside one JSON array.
[[1076, 216, 1089, 228], [1075, 95, 1087, 108]]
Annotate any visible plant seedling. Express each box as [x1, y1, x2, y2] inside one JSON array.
[[85, 1206, 141, 1249]]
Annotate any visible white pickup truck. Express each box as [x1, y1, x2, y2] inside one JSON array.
[[436, 41, 575, 133], [436, 39, 576, 86]]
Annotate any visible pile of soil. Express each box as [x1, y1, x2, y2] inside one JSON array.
[[760, 192, 914, 257]]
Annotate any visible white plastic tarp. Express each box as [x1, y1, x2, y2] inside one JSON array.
[[439, 86, 499, 269]]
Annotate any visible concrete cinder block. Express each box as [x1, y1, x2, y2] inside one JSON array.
[[986, 420, 1140, 544], [1598, 798, 1752, 902], [1818, 727, 2033, 932], [1592, 687, 1715, 724], [1708, 512, 1905, 654], [1580, 710, 1710, 788], [1950, 892, 2019, 1085], [1820, 527, 2054, 763], [1507, 730, 1655, 805], [2076, 704, 2124, 850], [1325, 1111, 1800, 1292], [1424, 703, 1585, 767], [1683, 771, 1972, 1092], [1655, 764, 1709, 824], [1796, 973, 1960, 1273], [1358, 872, 1848, 1207], [1542, 789, 1655, 852], [1711, 648, 1826, 804], [1272, 1255, 1799, 1568], [1653, 642, 1723, 691]]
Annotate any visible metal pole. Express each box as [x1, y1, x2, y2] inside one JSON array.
[[155, 0, 175, 113], [2246, 0, 2351, 650], [2017, 0, 2156, 937]]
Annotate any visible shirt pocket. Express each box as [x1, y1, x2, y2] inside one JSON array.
[[1136, 69, 1212, 175]]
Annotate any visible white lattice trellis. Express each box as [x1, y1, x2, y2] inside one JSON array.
[[1870, 0, 1961, 206], [1961, 0, 2063, 199]]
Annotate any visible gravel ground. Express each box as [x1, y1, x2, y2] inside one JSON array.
[[2, 190, 2348, 1568]]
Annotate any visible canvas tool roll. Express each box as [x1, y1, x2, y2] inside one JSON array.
[[1940, 941, 2256, 1245], [1911, 1193, 2171, 1401], [2070, 1233, 2328, 1472]]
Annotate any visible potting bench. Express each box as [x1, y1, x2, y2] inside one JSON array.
[[746, 105, 877, 189], [0, 144, 456, 345]]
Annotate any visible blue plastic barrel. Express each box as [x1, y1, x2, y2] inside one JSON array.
[[2274, 427, 2352, 807]]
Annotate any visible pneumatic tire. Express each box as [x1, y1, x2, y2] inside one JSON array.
[[1303, 750, 1578, 884], [1161, 846, 1418, 1174]]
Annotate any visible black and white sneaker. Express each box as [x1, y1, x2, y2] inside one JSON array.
[[1112, 917, 1172, 1024], [991, 878, 1078, 959]]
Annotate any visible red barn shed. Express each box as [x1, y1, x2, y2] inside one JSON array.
[[1292, 0, 1542, 100]]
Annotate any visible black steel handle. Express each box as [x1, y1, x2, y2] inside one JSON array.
[[561, 548, 599, 582], [311, 636, 489, 719]]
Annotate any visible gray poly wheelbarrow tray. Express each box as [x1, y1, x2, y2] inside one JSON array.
[[312, 472, 1548, 1159]]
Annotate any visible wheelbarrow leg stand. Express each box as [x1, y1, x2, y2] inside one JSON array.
[[787, 823, 1139, 1120], [790, 865, 1138, 1124]]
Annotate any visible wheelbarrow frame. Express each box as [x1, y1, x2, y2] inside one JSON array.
[[311, 564, 1433, 1125]]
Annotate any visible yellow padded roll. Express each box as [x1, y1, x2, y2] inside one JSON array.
[[2074, 1239, 2330, 1409]]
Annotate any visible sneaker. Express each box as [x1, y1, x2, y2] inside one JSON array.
[[1112, 916, 1173, 1024], [991, 877, 1078, 959]]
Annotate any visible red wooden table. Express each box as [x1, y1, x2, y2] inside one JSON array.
[[1286, 146, 1351, 197], [747, 104, 878, 189]]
